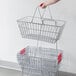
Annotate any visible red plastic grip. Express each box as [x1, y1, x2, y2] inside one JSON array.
[[58, 53, 62, 64], [20, 48, 26, 55]]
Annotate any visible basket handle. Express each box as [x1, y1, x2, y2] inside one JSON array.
[[31, 6, 53, 23], [40, 3, 53, 19]]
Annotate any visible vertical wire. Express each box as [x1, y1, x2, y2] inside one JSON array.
[[22, 68, 24, 76], [54, 26, 57, 43], [56, 41, 59, 76], [48, 6, 53, 20], [51, 26, 54, 43], [36, 7, 46, 49], [56, 41, 58, 54], [31, 6, 38, 23]]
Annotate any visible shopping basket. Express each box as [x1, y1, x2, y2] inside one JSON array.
[[17, 6, 65, 43], [17, 6, 65, 76], [17, 46, 62, 76]]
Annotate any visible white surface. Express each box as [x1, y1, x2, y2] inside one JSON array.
[[0, 67, 21, 76], [0, 0, 76, 74]]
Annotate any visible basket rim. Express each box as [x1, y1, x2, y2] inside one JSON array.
[[17, 16, 66, 26]]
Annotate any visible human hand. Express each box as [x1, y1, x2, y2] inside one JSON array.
[[39, 2, 47, 8], [40, 0, 60, 8]]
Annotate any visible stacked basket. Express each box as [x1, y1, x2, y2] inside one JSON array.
[[17, 6, 65, 76]]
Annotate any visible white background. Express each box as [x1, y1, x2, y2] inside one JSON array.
[[0, 0, 76, 74]]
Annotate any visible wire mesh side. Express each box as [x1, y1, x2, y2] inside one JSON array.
[[17, 46, 62, 72], [17, 55, 59, 76], [17, 17, 65, 43]]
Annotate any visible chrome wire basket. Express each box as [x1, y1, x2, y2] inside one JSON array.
[[17, 6, 65, 76], [17, 7, 65, 43], [17, 46, 62, 76]]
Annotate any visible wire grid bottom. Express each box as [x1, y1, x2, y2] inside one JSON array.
[[22, 68, 57, 76], [17, 46, 62, 76]]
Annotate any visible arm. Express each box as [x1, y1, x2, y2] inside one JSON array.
[[40, 0, 60, 8], [45, 0, 60, 5]]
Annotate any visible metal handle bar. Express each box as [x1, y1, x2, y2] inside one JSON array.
[[31, 6, 53, 23]]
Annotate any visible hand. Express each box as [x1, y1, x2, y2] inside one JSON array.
[[39, 2, 47, 8], [40, 0, 60, 8]]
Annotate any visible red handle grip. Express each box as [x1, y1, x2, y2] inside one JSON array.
[[20, 48, 26, 55], [58, 53, 62, 64]]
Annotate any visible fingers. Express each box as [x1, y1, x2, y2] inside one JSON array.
[[39, 3, 47, 8]]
